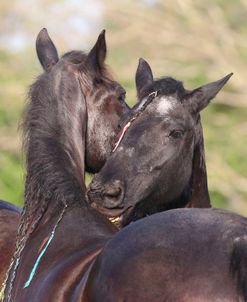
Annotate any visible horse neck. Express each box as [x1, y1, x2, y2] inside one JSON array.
[[18, 104, 116, 291], [2, 74, 117, 302], [25, 81, 87, 210]]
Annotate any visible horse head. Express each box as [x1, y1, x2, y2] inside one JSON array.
[[88, 58, 232, 227], [35, 28, 130, 175]]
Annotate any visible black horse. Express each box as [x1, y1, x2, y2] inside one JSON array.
[[1, 28, 129, 301], [88, 58, 231, 227]]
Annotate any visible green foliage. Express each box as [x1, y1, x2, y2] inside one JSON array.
[[0, 152, 23, 206]]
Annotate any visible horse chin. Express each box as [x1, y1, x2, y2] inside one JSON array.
[[109, 208, 133, 229], [108, 216, 123, 229], [96, 205, 133, 229]]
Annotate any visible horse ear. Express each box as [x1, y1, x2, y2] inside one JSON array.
[[36, 28, 59, 72], [135, 58, 154, 100], [86, 30, 106, 73], [185, 73, 233, 114]]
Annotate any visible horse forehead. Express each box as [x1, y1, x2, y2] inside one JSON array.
[[155, 95, 179, 115]]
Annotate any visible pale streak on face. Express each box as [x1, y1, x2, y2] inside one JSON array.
[[135, 96, 148, 112], [125, 147, 135, 157], [156, 96, 177, 115]]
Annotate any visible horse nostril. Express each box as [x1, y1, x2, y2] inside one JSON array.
[[104, 186, 122, 198], [103, 180, 124, 209]]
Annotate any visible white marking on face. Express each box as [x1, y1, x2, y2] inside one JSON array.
[[125, 147, 135, 157], [156, 96, 176, 115]]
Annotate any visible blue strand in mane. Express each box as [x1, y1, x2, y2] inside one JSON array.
[[23, 226, 57, 288], [23, 203, 67, 289]]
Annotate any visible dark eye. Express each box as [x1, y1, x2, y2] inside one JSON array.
[[118, 90, 126, 102], [169, 130, 184, 139], [94, 78, 103, 85]]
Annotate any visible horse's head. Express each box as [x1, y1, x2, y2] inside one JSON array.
[[88, 58, 232, 227], [35, 28, 130, 174]]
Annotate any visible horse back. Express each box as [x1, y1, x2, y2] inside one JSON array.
[[84, 209, 247, 302], [0, 209, 20, 286], [0, 200, 21, 214]]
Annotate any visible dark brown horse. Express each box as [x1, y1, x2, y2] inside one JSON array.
[[88, 58, 230, 227], [0, 27, 130, 289], [1, 28, 129, 301]]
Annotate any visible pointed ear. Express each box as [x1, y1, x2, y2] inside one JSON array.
[[135, 58, 154, 100], [185, 73, 233, 114], [86, 30, 106, 73], [36, 28, 59, 72]]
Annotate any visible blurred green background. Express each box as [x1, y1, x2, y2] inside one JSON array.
[[0, 0, 246, 213]]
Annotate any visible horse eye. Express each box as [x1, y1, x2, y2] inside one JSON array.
[[169, 130, 184, 139], [118, 91, 126, 102], [94, 78, 103, 85]]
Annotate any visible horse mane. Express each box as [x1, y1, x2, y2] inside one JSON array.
[[61, 50, 87, 63], [18, 48, 113, 248], [138, 77, 186, 101], [62, 50, 112, 81], [4, 54, 90, 292]]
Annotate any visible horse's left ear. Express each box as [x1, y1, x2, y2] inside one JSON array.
[[36, 28, 59, 72], [135, 58, 154, 100], [185, 73, 233, 114], [86, 30, 106, 73]]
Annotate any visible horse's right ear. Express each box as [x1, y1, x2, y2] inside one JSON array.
[[36, 28, 59, 72], [135, 58, 154, 100]]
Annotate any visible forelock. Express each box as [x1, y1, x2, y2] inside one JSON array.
[[63, 50, 113, 82], [139, 77, 186, 101], [61, 50, 87, 64]]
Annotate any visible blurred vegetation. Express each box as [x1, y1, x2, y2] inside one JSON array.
[[0, 0, 246, 214]]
